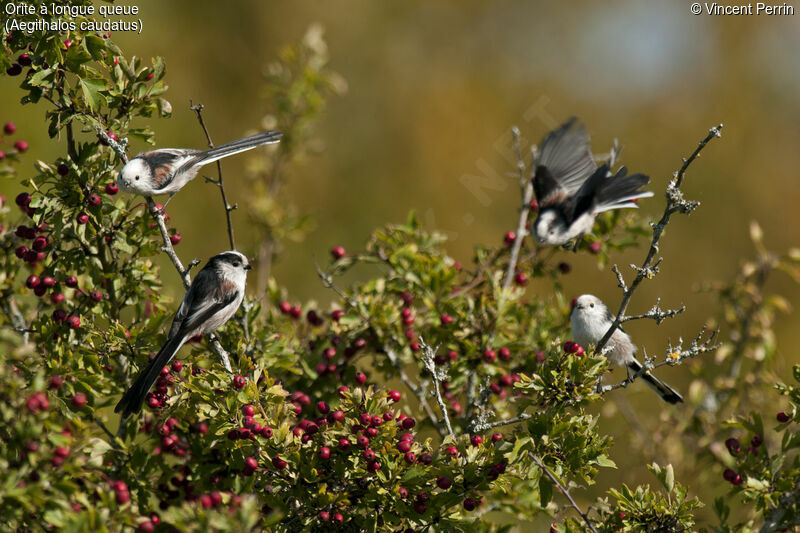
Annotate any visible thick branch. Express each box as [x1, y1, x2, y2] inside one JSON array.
[[529, 453, 599, 533], [472, 412, 534, 432], [596, 124, 723, 352], [190, 101, 237, 250]]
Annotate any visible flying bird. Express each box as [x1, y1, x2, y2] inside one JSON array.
[[115, 251, 251, 418], [532, 118, 653, 247], [571, 294, 683, 404], [117, 130, 282, 202]]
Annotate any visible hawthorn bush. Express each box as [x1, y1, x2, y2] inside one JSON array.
[[3, 6, 800, 533]]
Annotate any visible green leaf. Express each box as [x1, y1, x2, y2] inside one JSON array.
[[79, 78, 108, 112]]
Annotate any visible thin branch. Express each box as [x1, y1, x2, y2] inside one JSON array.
[[419, 338, 454, 438], [472, 412, 534, 432], [600, 327, 720, 394], [596, 124, 723, 352], [529, 452, 599, 533], [502, 127, 534, 289], [384, 345, 444, 437], [190, 101, 237, 250]]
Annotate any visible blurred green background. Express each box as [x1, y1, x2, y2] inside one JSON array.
[[2, 0, 799, 524]]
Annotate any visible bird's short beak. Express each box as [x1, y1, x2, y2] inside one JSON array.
[[244, 264, 252, 271]]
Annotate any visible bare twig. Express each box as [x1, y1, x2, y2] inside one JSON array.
[[101, 129, 233, 373], [190, 101, 237, 250], [502, 127, 534, 289], [384, 345, 444, 436], [529, 452, 599, 533], [597, 124, 723, 352], [601, 327, 719, 394], [472, 412, 534, 433], [419, 338, 454, 438]]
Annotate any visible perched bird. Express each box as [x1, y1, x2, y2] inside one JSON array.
[[532, 118, 653, 246], [117, 130, 282, 201], [570, 294, 683, 404], [115, 251, 251, 417]]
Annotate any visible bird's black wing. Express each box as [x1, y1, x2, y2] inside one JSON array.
[[569, 164, 610, 223], [171, 267, 239, 338], [136, 149, 195, 190], [534, 118, 596, 199]]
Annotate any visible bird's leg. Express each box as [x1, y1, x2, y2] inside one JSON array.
[[571, 233, 585, 252], [160, 192, 177, 213], [595, 374, 605, 394]]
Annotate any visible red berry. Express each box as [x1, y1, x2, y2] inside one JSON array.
[[90, 290, 103, 302], [138, 521, 155, 533], [588, 241, 602, 254], [279, 300, 291, 314], [331, 309, 344, 321], [401, 417, 416, 430], [243, 404, 255, 416], [15, 245, 28, 259], [170, 232, 181, 245], [14, 140, 28, 152], [71, 392, 87, 408], [338, 437, 351, 450], [436, 476, 452, 489], [418, 452, 433, 464], [319, 446, 331, 459], [413, 501, 426, 514], [331, 410, 345, 423], [318, 510, 330, 522], [32, 236, 48, 251], [330, 246, 346, 259], [357, 435, 369, 448], [65, 275, 78, 288], [725, 437, 741, 455], [244, 456, 258, 471], [529, 198, 539, 211], [355, 371, 367, 385], [498, 347, 511, 361], [491, 432, 503, 443], [4, 122, 17, 134], [6, 64, 22, 76], [76, 212, 89, 224], [260, 426, 273, 438], [440, 314, 454, 326], [17, 53, 31, 67], [86, 193, 101, 207], [463, 497, 478, 511], [363, 448, 375, 461], [514, 271, 529, 286], [232, 375, 247, 389], [105, 183, 119, 195], [504, 230, 516, 245], [49, 375, 64, 388], [57, 163, 69, 176], [289, 305, 302, 319], [557, 261, 571, 274], [171, 361, 182, 373], [25, 275, 40, 289], [470, 435, 483, 447], [271, 456, 287, 470], [317, 401, 330, 414], [751, 435, 763, 448], [388, 390, 401, 402], [778, 412, 791, 423], [397, 440, 412, 453], [483, 349, 496, 363]]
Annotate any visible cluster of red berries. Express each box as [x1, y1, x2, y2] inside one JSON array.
[[0, 121, 28, 160], [563, 340, 585, 356], [143, 362, 184, 410]]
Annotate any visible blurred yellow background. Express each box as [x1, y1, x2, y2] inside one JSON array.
[[2, 0, 799, 525]]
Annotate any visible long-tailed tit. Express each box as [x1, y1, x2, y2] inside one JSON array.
[[570, 294, 683, 404], [117, 130, 282, 202], [532, 118, 653, 247], [115, 251, 251, 417]]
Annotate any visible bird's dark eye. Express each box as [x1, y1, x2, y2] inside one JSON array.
[[233, 261, 241, 267], [589, 302, 595, 308], [134, 175, 140, 181]]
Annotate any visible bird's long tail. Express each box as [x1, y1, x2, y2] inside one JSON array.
[[115, 334, 187, 417], [627, 359, 683, 404], [194, 131, 283, 166], [595, 166, 653, 213]]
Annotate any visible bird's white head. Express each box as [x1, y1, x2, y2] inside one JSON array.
[[117, 158, 152, 195], [571, 294, 609, 321], [533, 210, 567, 245]]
